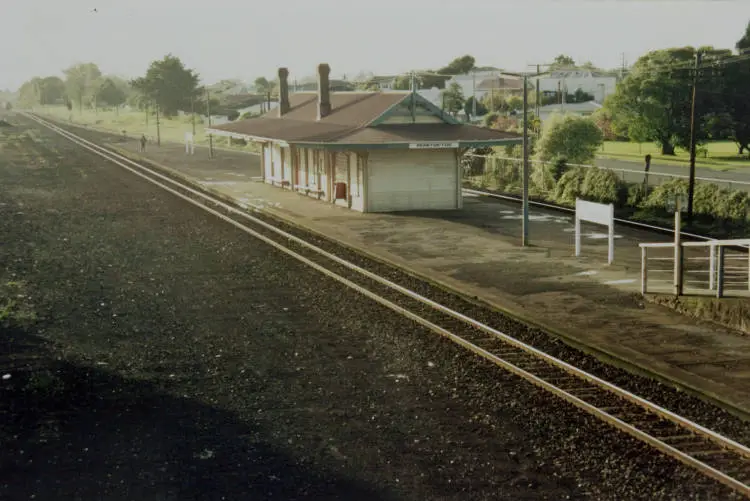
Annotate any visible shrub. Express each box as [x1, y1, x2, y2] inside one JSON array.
[[715, 189, 749, 221], [461, 147, 493, 176], [537, 113, 603, 165], [693, 183, 721, 216], [553, 167, 587, 205], [483, 112, 500, 128], [530, 162, 554, 196], [627, 183, 647, 207], [642, 179, 689, 210], [580, 167, 622, 205], [548, 156, 568, 183]]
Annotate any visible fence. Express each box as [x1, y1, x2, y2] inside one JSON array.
[[639, 239, 750, 297]]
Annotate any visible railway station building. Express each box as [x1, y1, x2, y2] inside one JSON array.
[[206, 64, 523, 213]]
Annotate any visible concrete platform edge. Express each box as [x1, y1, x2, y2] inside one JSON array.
[[107, 144, 750, 421]]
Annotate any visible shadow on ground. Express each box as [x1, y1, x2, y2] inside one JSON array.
[[1, 328, 391, 501]]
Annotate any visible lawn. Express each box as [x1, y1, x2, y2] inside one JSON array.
[[597, 140, 750, 170], [35, 105, 258, 153]]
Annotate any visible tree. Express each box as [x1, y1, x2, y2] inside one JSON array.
[[591, 107, 624, 141], [738, 20, 750, 52], [507, 96, 523, 112], [438, 55, 476, 75], [605, 46, 726, 155], [39, 77, 65, 105], [63, 63, 102, 112], [96, 78, 127, 110], [440, 82, 465, 116], [537, 113, 604, 164], [130, 54, 200, 117], [580, 61, 598, 71], [391, 75, 411, 90], [254, 77, 271, 94], [551, 54, 576, 69], [464, 96, 488, 119]]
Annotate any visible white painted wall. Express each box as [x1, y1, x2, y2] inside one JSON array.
[[367, 149, 458, 212], [537, 72, 617, 103]]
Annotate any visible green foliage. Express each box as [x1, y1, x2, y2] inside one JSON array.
[[63, 63, 102, 111], [441, 83, 465, 115], [580, 167, 622, 204], [226, 110, 240, 121], [461, 147, 493, 176], [130, 54, 200, 117], [253, 77, 272, 94], [642, 179, 689, 210], [537, 113, 603, 165], [548, 156, 568, 183], [438, 55, 476, 75], [506, 96, 523, 112], [551, 54, 576, 69], [693, 183, 721, 216], [553, 168, 587, 205], [96, 78, 126, 108], [604, 46, 730, 155], [627, 183, 647, 207], [483, 112, 500, 128], [464, 96, 488, 119]]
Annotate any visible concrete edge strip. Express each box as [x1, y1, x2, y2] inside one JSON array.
[[103, 142, 750, 421]]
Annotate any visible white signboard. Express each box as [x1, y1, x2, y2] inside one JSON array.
[[409, 142, 459, 149], [575, 198, 615, 265], [184, 132, 195, 155]]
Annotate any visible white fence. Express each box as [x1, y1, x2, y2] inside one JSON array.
[[639, 239, 750, 297]]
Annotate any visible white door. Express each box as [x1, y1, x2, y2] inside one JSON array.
[[367, 150, 457, 212]]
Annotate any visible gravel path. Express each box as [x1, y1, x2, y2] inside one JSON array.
[[0, 113, 742, 500]]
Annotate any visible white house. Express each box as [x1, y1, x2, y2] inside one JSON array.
[[536, 70, 616, 104], [444, 69, 505, 102], [537, 101, 603, 122]]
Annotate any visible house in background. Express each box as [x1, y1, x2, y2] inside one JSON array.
[[444, 68, 505, 101], [536, 70, 616, 104], [207, 64, 522, 213], [537, 101, 603, 122]]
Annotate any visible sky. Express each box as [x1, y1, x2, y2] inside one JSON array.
[[3, 0, 750, 90]]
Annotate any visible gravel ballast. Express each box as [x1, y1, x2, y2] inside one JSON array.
[[2, 113, 743, 500]]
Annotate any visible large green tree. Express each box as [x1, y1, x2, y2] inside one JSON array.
[[605, 46, 728, 155], [438, 55, 476, 75], [96, 78, 127, 109], [537, 113, 603, 164], [63, 63, 102, 112], [551, 54, 576, 69], [719, 21, 750, 154], [130, 54, 200, 117]]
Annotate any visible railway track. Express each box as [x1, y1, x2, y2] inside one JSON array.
[[25, 112, 750, 497]]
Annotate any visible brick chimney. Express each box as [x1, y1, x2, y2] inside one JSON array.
[[317, 63, 331, 120], [278, 67, 290, 117]]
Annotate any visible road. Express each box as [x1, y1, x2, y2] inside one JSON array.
[[597, 157, 750, 190], [0, 112, 741, 500]]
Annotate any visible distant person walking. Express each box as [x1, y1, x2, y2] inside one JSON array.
[[139, 134, 147, 153]]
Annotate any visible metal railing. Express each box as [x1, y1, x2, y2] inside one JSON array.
[[639, 239, 750, 297]]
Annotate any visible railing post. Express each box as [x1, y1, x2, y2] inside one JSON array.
[[747, 245, 750, 292], [674, 210, 682, 296], [709, 244, 716, 291], [717, 246, 725, 299], [641, 246, 648, 295]]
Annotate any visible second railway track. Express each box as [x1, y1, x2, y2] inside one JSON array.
[[25, 112, 750, 498]]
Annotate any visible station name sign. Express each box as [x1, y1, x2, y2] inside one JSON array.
[[408, 142, 459, 149]]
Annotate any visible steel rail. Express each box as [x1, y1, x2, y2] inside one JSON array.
[[25, 112, 750, 497]]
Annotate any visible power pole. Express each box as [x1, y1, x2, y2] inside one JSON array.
[[410, 71, 416, 123], [191, 95, 196, 136], [686, 51, 702, 223], [206, 88, 214, 159], [155, 103, 161, 147], [620, 53, 626, 81], [522, 73, 530, 247], [472, 70, 477, 119], [535, 64, 541, 118]]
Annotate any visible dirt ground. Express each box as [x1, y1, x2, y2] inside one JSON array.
[[0, 113, 741, 500]]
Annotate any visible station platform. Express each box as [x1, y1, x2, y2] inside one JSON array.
[[110, 140, 750, 417]]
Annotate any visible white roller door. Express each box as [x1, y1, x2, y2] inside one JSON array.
[[367, 149, 458, 212]]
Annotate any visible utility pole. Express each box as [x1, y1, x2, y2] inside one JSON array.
[[536, 64, 541, 118], [191, 95, 196, 136], [206, 88, 214, 159], [620, 53, 626, 81], [472, 70, 477, 119], [410, 71, 416, 123], [155, 103, 161, 147], [686, 51, 702, 223], [522, 73, 530, 247]]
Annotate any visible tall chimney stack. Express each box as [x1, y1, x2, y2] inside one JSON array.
[[317, 63, 331, 120], [278, 67, 290, 117]]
